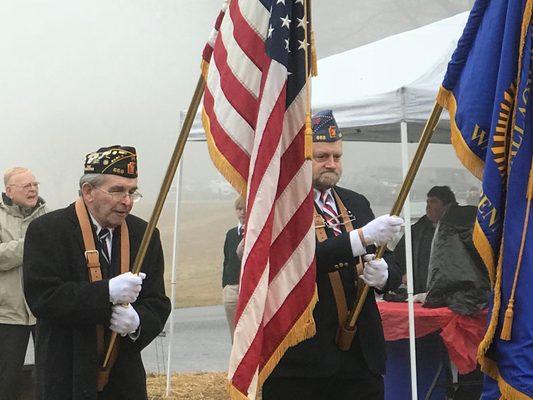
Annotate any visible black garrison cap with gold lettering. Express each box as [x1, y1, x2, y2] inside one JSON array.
[[84, 145, 138, 178], [311, 110, 343, 143]]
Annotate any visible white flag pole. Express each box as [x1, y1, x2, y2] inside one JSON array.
[[165, 150, 185, 396], [400, 120, 418, 400]]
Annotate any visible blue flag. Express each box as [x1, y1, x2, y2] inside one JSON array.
[[437, 0, 533, 398]]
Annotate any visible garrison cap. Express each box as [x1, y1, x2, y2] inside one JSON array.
[[84, 145, 138, 178], [311, 110, 342, 142]]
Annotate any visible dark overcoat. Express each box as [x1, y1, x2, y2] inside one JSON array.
[[394, 215, 436, 294], [23, 203, 171, 400], [222, 226, 242, 287], [268, 186, 401, 378]]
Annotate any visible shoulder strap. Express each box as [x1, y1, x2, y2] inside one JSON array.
[[313, 193, 354, 327], [74, 197, 130, 391], [120, 222, 129, 274], [332, 190, 355, 233], [75, 198, 102, 282]]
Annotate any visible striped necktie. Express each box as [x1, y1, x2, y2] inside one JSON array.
[[98, 228, 111, 264], [320, 191, 342, 236]]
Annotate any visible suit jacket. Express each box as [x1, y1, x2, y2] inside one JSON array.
[[222, 226, 242, 287], [23, 203, 171, 400], [269, 186, 401, 378]]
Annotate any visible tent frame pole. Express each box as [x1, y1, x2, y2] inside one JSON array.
[[400, 120, 418, 400], [165, 156, 185, 396]]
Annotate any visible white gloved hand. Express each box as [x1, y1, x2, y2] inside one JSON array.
[[110, 304, 140, 336], [361, 215, 403, 246], [413, 293, 427, 303], [360, 254, 389, 290], [109, 272, 146, 304]]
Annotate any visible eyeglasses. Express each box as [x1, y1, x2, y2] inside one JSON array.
[[8, 182, 40, 191], [94, 187, 143, 203]]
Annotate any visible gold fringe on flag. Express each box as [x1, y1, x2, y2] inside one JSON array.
[[202, 108, 247, 197], [258, 288, 318, 384], [436, 86, 485, 180], [477, 238, 504, 369], [473, 221, 497, 285], [227, 289, 318, 400]]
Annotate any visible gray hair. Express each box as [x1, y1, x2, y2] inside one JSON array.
[[4, 167, 30, 187], [78, 173, 106, 195]]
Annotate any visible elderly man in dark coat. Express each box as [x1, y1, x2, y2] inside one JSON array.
[[262, 111, 403, 400], [23, 145, 171, 400]]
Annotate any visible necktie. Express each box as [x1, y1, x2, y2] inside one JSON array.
[[321, 191, 342, 236], [98, 228, 111, 264]]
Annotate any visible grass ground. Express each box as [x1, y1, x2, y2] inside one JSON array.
[[147, 373, 262, 400], [137, 200, 235, 308]]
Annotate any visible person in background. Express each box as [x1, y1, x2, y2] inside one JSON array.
[[466, 185, 481, 206], [0, 167, 48, 400], [222, 196, 245, 342], [394, 185, 457, 294], [262, 110, 403, 400], [23, 146, 170, 400]]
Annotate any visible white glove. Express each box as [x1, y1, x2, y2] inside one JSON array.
[[109, 272, 146, 304], [413, 293, 427, 303], [110, 304, 140, 336], [360, 254, 389, 290], [361, 215, 403, 246]]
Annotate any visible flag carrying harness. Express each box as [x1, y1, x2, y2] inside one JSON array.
[[314, 190, 365, 350], [74, 197, 130, 391]]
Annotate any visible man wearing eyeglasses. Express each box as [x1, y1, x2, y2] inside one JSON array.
[[23, 145, 170, 400], [0, 167, 48, 400], [263, 111, 403, 400]]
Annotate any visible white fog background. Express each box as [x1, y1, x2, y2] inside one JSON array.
[[1, 0, 477, 306]]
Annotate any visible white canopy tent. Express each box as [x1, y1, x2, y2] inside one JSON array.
[[170, 11, 471, 398]]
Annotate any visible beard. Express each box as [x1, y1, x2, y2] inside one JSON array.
[[313, 170, 340, 191]]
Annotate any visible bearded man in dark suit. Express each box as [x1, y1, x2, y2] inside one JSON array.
[[23, 145, 170, 400], [262, 110, 403, 400]]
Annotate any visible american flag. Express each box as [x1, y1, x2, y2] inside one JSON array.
[[201, 0, 317, 398]]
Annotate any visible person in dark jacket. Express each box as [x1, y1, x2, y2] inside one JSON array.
[[394, 185, 457, 294], [222, 196, 245, 341], [262, 110, 403, 400], [23, 145, 171, 400]]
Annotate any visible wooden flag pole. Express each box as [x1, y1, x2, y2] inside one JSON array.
[[102, 75, 206, 369], [339, 102, 443, 348]]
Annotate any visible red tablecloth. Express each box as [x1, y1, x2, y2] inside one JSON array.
[[377, 301, 487, 374]]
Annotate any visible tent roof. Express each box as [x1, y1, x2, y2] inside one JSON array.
[[312, 12, 468, 131], [187, 12, 469, 143]]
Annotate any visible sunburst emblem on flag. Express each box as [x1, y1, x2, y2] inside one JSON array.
[[491, 83, 516, 176]]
